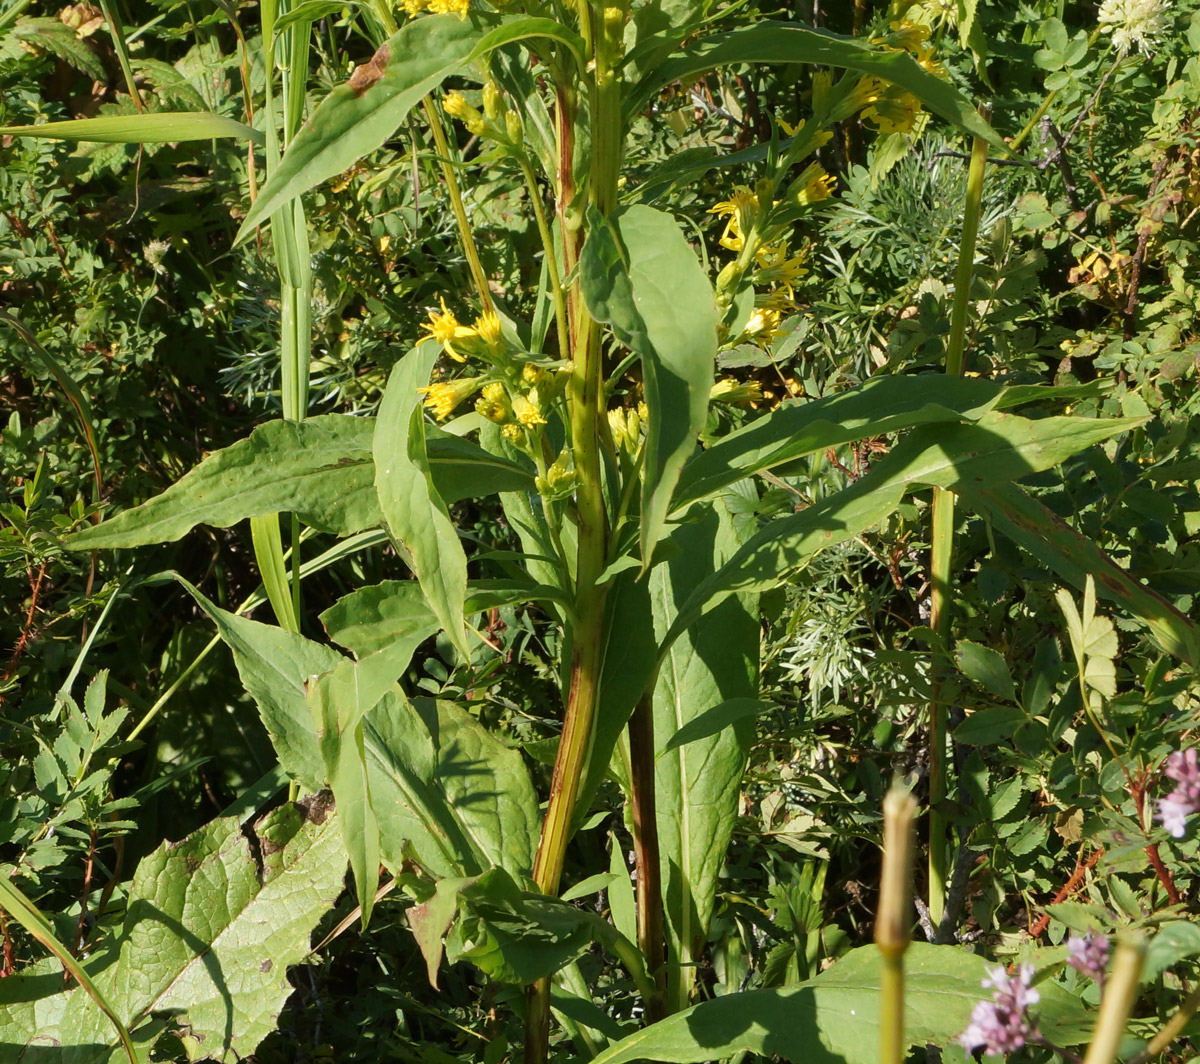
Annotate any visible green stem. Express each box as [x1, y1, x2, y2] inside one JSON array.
[[98, 0, 145, 112], [423, 95, 496, 316], [927, 118, 989, 928], [520, 154, 571, 362]]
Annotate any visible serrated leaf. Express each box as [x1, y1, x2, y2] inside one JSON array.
[[955, 640, 1015, 702], [0, 806, 347, 1062], [954, 706, 1027, 745]]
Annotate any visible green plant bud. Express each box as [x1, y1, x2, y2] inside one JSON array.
[[504, 111, 523, 147]]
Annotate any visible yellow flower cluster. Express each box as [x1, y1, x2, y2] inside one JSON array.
[[708, 186, 760, 253], [858, 21, 947, 135], [419, 301, 505, 364], [710, 378, 763, 404], [607, 403, 647, 456], [401, 0, 468, 17]]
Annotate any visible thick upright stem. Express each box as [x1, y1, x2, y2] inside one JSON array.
[[629, 690, 666, 1019], [525, 29, 618, 1057]]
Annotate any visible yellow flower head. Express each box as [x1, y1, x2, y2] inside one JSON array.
[[512, 392, 547, 427], [607, 408, 629, 451], [709, 186, 759, 252], [420, 298, 478, 361], [475, 380, 512, 423], [741, 308, 783, 346], [418, 375, 483, 419], [443, 91, 485, 135], [428, 0, 469, 17], [475, 311, 504, 356], [710, 378, 764, 404], [861, 90, 921, 135], [400, 0, 427, 16], [790, 163, 835, 207], [501, 423, 523, 442]]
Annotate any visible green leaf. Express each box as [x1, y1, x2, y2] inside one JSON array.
[[625, 22, 1011, 159], [375, 345, 470, 656], [662, 412, 1144, 653], [307, 671, 387, 926], [954, 706, 1028, 745], [67, 415, 531, 551], [662, 697, 768, 752], [673, 375, 1009, 514], [0, 313, 102, 500], [0, 806, 346, 1063], [0, 111, 263, 145], [1143, 922, 1200, 983], [320, 581, 440, 697], [364, 699, 539, 879], [580, 203, 718, 563], [955, 640, 1015, 702], [68, 416, 379, 549], [0, 877, 137, 1063], [960, 482, 1200, 666], [651, 494, 759, 1010], [236, 14, 580, 239], [9, 16, 105, 80], [180, 579, 334, 791], [587, 944, 1028, 1064], [428, 700, 540, 877]]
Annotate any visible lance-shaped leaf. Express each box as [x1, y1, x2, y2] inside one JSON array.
[[375, 345, 470, 655], [661, 412, 1145, 654], [581, 204, 718, 563], [586, 943, 1089, 1064], [236, 14, 583, 238], [0, 805, 346, 1063], [67, 414, 529, 551], [0, 112, 263, 145], [180, 578, 332, 791], [624, 22, 1010, 158], [673, 375, 1009, 513], [959, 481, 1200, 666], [650, 491, 759, 1010]]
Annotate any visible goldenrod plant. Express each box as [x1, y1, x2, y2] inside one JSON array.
[[4, 1, 1200, 1062]]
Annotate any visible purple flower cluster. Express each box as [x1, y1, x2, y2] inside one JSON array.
[[959, 964, 1040, 1057], [1065, 933, 1110, 984], [1158, 749, 1200, 839]]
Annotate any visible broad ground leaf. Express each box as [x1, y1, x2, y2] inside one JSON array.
[[0, 805, 346, 1063], [375, 345, 470, 656], [580, 204, 718, 564], [588, 943, 1087, 1064], [961, 481, 1199, 665], [68, 415, 528, 550], [663, 412, 1144, 652], [625, 23, 1009, 156], [650, 490, 759, 1009]]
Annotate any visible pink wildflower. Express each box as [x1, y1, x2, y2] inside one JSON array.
[[1158, 749, 1200, 838], [1065, 933, 1110, 983], [959, 963, 1040, 1056]]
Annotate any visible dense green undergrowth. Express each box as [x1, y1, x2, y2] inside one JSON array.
[[3, 0, 1200, 1062]]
